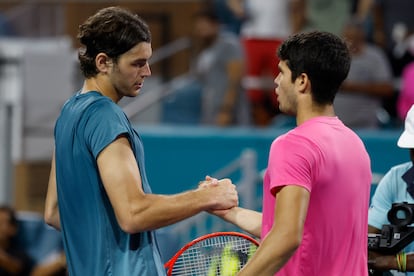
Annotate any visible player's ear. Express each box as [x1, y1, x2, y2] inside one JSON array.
[[296, 72, 309, 94], [95, 53, 112, 73]]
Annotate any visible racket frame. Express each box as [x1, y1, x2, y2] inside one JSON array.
[[164, 231, 259, 276]]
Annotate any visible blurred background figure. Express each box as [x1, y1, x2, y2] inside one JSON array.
[[163, 8, 249, 126], [335, 17, 394, 129], [292, 0, 353, 36], [397, 42, 414, 122], [30, 250, 67, 276], [367, 0, 414, 124], [193, 8, 249, 126], [368, 105, 414, 275], [204, 0, 246, 35], [228, 0, 292, 127], [371, 0, 414, 77], [0, 205, 33, 276]]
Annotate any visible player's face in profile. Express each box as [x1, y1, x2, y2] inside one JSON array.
[[109, 42, 152, 99], [274, 60, 297, 115]]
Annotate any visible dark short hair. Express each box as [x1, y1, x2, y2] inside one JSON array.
[[77, 6, 151, 78], [278, 31, 351, 104]]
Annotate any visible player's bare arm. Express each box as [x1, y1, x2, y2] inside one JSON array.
[[98, 136, 238, 233], [44, 151, 61, 230], [213, 207, 262, 238], [238, 185, 310, 275], [202, 176, 262, 237]]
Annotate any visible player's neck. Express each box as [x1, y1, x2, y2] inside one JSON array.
[[81, 77, 120, 103], [296, 103, 335, 125]]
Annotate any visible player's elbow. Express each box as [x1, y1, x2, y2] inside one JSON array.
[[289, 235, 302, 252], [115, 211, 135, 233], [44, 207, 60, 230], [281, 230, 302, 255], [116, 211, 149, 234], [118, 219, 138, 234]]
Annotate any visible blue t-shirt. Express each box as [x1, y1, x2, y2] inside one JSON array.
[[54, 91, 166, 276], [369, 161, 414, 276]]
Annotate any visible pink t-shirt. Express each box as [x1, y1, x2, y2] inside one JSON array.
[[262, 116, 371, 276]]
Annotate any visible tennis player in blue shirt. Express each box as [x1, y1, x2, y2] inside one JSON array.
[[44, 6, 238, 276]]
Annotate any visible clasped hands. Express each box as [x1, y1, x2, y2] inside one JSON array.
[[198, 176, 239, 215]]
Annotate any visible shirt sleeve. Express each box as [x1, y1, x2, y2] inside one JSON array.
[[267, 133, 317, 195], [83, 99, 130, 159], [368, 169, 398, 229]]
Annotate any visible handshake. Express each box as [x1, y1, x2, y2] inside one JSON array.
[[197, 176, 239, 214]]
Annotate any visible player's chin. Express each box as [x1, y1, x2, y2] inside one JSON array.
[[130, 87, 142, 97], [278, 104, 292, 115]]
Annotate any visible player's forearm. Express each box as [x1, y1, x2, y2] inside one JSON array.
[[131, 191, 211, 231], [219, 207, 262, 238], [238, 229, 300, 275], [118, 187, 235, 233]]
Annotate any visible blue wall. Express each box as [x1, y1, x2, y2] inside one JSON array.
[[137, 125, 407, 195]]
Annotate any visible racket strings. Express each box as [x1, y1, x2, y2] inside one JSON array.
[[170, 235, 257, 276]]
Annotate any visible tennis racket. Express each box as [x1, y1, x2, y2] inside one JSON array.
[[164, 231, 259, 276]]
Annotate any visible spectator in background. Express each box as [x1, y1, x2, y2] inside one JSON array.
[[203, 0, 246, 35], [368, 105, 414, 275], [192, 8, 250, 126], [363, 0, 414, 122], [229, 0, 292, 126], [371, 0, 414, 77], [292, 0, 351, 36], [335, 17, 394, 129], [396, 34, 414, 122], [30, 251, 67, 276], [0, 205, 33, 276]]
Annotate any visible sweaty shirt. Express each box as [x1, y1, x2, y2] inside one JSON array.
[[54, 91, 165, 276], [262, 116, 371, 275]]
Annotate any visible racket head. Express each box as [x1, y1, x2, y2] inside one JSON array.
[[164, 231, 259, 276]]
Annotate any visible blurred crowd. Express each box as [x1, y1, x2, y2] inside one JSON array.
[[164, 0, 414, 129], [0, 205, 67, 276]]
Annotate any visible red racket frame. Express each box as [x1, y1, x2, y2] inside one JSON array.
[[164, 231, 259, 276]]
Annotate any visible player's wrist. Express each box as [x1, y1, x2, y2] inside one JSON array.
[[191, 188, 218, 211]]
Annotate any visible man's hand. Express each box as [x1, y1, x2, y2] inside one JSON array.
[[199, 176, 239, 215]]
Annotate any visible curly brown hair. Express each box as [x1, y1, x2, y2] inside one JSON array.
[[77, 6, 151, 78]]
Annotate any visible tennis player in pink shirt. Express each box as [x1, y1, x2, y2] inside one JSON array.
[[211, 31, 372, 275]]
